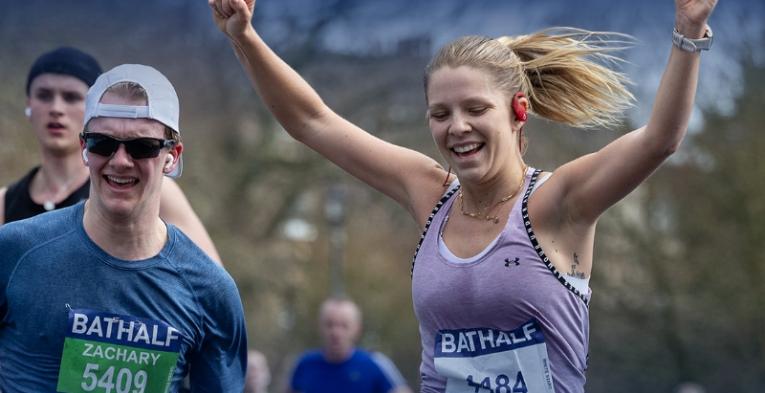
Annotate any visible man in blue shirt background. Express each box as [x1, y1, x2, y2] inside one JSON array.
[[290, 297, 411, 393]]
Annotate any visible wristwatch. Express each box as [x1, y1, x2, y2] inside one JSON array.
[[672, 25, 713, 52]]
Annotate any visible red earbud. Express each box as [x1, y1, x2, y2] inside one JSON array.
[[512, 92, 527, 122]]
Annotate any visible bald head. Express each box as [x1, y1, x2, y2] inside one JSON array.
[[319, 297, 362, 362], [320, 298, 361, 325]]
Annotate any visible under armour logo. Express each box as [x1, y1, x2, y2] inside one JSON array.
[[504, 257, 520, 267]]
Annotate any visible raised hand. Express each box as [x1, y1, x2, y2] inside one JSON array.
[[675, 0, 718, 35], [209, 0, 255, 39]]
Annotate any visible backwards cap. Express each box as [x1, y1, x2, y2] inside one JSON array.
[[84, 64, 183, 178]]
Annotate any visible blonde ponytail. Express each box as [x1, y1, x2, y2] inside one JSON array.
[[425, 28, 635, 129]]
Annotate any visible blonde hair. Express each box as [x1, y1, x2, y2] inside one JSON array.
[[424, 28, 635, 129], [102, 82, 181, 142], [104, 81, 147, 103]]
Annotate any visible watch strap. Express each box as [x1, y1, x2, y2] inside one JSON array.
[[672, 25, 713, 52]]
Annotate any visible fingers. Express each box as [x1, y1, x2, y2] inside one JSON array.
[[209, 0, 224, 19], [209, 0, 233, 19], [221, 0, 235, 17], [232, 0, 254, 17], [209, 0, 225, 22]]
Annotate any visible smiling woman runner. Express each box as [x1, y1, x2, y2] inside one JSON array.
[[209, 0, 717, 391]]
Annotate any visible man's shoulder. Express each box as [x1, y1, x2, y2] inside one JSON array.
[[0, 205, 79, 251], [296, 349, 325, 364], [163, 226, 231, 284], [367, 351, 408, 388], [2, 167, 39, 207], [352, 348, 378, 362], [0, 205, 81, 286], [351, 350, 393, 373], [2, 167, 36, 192], [165, 225, 221, 271], [163, 227, 243, 316]]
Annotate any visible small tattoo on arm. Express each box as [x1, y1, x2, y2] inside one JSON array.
[[568, 252, 586, 279]]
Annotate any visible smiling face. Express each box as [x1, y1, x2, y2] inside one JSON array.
[[83, 91, 181, 220], [27, 73, 89, 156], [427, 66, 520, 185]]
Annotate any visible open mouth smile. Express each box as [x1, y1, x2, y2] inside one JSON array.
[[451, 142, 484, 157], [104, 175, 139, 188]]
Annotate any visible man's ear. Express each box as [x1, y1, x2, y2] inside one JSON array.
[[163, 143, 183, 174]]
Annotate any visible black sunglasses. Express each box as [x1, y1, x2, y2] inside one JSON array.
[[81, 132, 176, 160]]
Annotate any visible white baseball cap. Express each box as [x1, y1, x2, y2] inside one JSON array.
[[84, 64, 183, 178]]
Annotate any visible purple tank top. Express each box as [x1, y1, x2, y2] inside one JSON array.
[[412, 168, 591, 393]]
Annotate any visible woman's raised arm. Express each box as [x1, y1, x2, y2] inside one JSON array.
[[209, 0, 449, 226]]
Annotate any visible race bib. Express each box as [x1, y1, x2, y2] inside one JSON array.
[[434, 319, 555, 393], [57, 309, 182, 393]]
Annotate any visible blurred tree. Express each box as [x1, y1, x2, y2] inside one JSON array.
[[661, 57, 765, 391], [587, 57, 765, 392]]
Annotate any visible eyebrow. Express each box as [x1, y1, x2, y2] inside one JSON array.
[[428, 96, 494, 109]]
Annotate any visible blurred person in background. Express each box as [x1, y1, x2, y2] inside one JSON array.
[[211, 0, 717, 391], [245, 349, 271, 393], [288, 297, 412, 393], [0, 46, 222, 264]]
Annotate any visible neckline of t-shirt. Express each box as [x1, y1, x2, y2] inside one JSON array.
[[74, 202, 175, 270]]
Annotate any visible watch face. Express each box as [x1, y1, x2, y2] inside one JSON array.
[[701, 28, 713, 49]]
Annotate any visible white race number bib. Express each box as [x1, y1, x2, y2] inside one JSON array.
[[434, 319, 555, 393]]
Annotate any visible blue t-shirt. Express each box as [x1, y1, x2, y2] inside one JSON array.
[[0, 202, 247, 392], [290, 349, 395, 393]]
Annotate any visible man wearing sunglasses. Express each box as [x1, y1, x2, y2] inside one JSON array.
[[0, 47, 223, 265], [0, 64, 247, 391]]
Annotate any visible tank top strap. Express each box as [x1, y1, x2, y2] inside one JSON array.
[[4, 167, 41, 223], [3, 166, 90, 223], [410, 182, 460, 277], [520, 169, 590, 305]]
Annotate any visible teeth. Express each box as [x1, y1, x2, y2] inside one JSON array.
[[453, 143, 481, 154], [107, 176, 135, 185]]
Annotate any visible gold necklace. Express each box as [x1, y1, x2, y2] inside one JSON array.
[[459, 165, 527, 224]]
